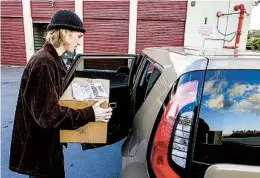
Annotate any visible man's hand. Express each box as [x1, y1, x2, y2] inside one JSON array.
[[92, 100, 113, 122]]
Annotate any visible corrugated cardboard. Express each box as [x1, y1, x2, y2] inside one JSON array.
[[59, 77, 109, 143]]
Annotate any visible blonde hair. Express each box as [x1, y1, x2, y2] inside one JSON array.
[[44, 29, 70, 48]]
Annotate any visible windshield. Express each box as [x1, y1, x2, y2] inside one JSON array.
[[194, 69, 260, 166]]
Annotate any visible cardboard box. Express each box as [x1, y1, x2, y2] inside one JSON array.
[[59, 77, 109, 143]]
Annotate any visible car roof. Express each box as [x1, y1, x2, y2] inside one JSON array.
[[143, 46, 260, 57], [142, 47, 260, 77]]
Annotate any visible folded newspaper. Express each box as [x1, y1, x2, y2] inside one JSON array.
[[71, 82, 108, 101]]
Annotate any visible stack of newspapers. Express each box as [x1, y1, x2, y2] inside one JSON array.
[[71, 82, 108, 101]]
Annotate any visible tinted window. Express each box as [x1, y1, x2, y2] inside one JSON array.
[[142, 62, 161, 98], [194, 70, 260, 166], [131, 54, 144, 85], [135, 59, 161, 111]]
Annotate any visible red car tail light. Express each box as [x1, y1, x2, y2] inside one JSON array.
[[150, 81, 198, 178]]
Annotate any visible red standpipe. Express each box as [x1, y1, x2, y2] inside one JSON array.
[[223, 4, 246, 49]]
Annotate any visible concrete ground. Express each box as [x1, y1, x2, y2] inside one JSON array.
[[1, 67, 123, 178]]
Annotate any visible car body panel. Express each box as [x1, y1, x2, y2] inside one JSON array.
[[204, 164, 260, 178]]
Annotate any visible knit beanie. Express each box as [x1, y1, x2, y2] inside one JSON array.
[[47, 9, 85, 33]]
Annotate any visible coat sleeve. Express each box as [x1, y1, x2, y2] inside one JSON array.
[[22, 64, 95, 129]]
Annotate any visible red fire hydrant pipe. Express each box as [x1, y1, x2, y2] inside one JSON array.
[[234, 4, 245, 48], [223, 4, 246, 49]]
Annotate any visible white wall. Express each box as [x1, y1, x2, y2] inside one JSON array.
[[249, 5, 260, 30], [22, 0, 34, 62], [75, 0, 84, 71], [75, 0, 84, 54], [184, 0, 253, 50]]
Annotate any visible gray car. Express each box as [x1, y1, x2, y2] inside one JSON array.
[[65, 47, 260, 178]]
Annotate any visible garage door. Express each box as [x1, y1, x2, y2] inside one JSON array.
[[136, 1, 187, 54], [1, 0, 26, 66], [83, 0, 129, 70]]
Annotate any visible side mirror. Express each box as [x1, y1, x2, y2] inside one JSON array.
[[204, 164, 260, 178]]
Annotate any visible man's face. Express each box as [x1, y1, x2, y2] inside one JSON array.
[[64, 31, 83, 53]]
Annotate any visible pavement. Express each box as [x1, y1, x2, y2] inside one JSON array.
[[1, 67, 124, 178]]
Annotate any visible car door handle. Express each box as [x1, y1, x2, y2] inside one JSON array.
[[109, 102, 117, 109]]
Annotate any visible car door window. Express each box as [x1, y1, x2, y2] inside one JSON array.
[[130, 54, 145, 86], [135, 58, 161, 111], [145, 65, 160, 98]]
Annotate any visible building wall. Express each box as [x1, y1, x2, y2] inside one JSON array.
[[184, 0, 253, 49], [1, 0, 26, 66], [1, 0, 255, 67], [1, 0, 188, 67]]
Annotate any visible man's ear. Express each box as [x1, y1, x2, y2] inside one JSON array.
[[61, 31, 69, 47], [61, 30, 70, 40]]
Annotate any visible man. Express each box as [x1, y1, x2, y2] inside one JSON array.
[[9, 9, 112, 178]]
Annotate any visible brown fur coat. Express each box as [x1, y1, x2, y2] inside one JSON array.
[[9, 43, 95, 177]]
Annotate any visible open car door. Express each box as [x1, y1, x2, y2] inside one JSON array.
[[63, 54, 139, 148]]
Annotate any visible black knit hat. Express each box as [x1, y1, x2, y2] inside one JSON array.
[[47, 9, 85, 33]]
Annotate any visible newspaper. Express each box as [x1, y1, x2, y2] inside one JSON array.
[[71, 82, 108, 101]]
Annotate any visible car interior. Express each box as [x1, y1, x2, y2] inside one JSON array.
[[63, 55, 139, 149], [62, 54, 163, 150]]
